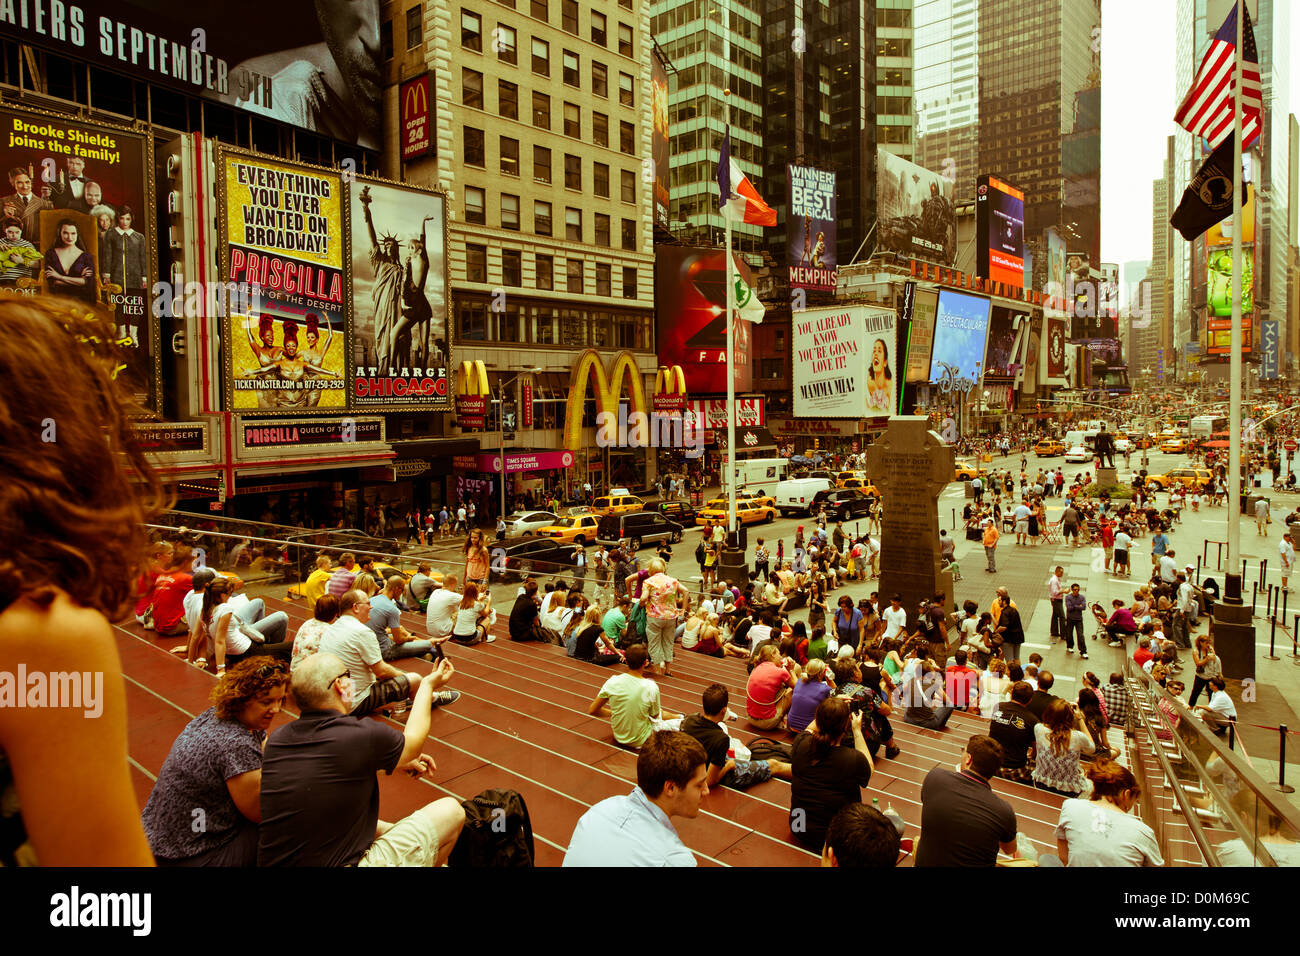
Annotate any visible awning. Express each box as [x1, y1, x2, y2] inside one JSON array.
[[714, 425, 777, 451]]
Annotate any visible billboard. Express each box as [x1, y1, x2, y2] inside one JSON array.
[[0, 2, 382, 149], [651, 55, 670, 228], [1261, 318, 1280, 379], [1207, 244, 1254, 317], [929, 290, 992, 388], [983, 307, 1019, 377], [1020, 315, 1042, 397], [1045, 227, 1068, 313], [1047, 316, 1067, 377], [400, 74, 434, 160], [655, 246, 753, 394], [787, 165, 838, 290], [1206, 183, 1255, 246], [0, 105, 158, 408], [876, 149, 956, 266], [792, 305, 896, 419], [905, 287, 939, 383], [975, 174, 1025, 287], [219, 148, 347, 412], [349, 178, 450, 409]]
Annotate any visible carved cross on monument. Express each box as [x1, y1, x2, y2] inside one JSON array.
[[864, 416, 956, 619]]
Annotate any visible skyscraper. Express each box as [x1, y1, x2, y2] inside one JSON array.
[[876, 0, 916, 163], [915, 0, 979, 200]]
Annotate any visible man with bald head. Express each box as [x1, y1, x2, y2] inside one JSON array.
[[257, 653, 465, 866]]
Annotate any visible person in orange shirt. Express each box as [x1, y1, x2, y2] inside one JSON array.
[[982, 519, 1000, 573]]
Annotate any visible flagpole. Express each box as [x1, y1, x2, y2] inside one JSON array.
[[1227, 0, 1244, 573], [725, 201, 737, 542]]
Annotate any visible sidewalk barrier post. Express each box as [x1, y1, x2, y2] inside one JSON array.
[[1254, 582, 1260, 617], [1196, 555, 1202, 585], [1284, 588, 1290, 625], [1275, 725, 1295, 794], [1267, 614, 1280, 660], [1261, 559, 1268, 593], [1243, 558, 1248, 583]]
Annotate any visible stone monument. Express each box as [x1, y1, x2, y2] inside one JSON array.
[[865, 416, 956, 617]]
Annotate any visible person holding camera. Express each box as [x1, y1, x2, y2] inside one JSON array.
[[788, 696, 873, 852]]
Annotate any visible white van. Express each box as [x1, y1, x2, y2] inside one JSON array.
[[722, 457, 788, 496], [775, 477, 833, 516]]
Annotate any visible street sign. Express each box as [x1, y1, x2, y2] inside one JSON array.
[[1285, 439, 1297, 453]]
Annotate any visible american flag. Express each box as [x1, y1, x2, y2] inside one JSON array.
[[1173, 1, 1261, 149]]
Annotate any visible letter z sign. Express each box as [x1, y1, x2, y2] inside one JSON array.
[[401, 74, 434, 160]]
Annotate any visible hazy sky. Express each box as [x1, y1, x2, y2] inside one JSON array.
[[1101, 0, 1294, 284]]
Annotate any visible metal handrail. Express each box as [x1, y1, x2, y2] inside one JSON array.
[[1125, 657, 1294, 866]]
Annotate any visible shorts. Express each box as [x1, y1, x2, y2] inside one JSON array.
[[358, 801, 461, 867], [722, 759, 773, 789], [1114, 549, 1128, 564], [1063, 524, 1078, 538], [352, 673, 412, 717], [1015, 520, 1029, 534], [747, 712, 785, 731]]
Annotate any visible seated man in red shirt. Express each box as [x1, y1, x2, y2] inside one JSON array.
[[146, 546, 194, 636], [746, 643, 801, 731], [944, 649, 979, 713], [1133, 636, 1156, 668], [1105, 599, 1138, 648]]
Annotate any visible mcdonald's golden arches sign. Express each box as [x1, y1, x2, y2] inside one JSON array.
[[400, 73, 433, 160]]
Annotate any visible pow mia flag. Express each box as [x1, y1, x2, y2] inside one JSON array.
[[1170, 135, 1251, 241]]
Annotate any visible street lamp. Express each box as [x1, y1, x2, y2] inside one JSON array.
[[497, 365, 543, 520]]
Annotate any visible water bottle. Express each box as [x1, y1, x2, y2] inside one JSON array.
[[884, 801, 905, 836]]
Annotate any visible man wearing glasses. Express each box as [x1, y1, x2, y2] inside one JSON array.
[[257, 652, 466, 866], [318, 589, 460, 716]]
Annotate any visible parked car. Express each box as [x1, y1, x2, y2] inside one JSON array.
[[1145, 467, 1213, 492], [655, 500, 698, 524], [1065, 445, 1092, 463], [810, 488, 873, 521], [488, 537, 584, 582], [595, 511, 684, 550], [502, 511, 560, 539]]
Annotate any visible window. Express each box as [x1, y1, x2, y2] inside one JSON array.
[[591, 11, 607, 45], [617, 23, 633, 57], [533, 145, 551, 183], [618, 0, 631, 11], [621, 218, 636, 250], [596, 263, 612, 296], [502, 249, 522, 286], [595, 213, 610, 247], [619, 72, 634, 106], [466, 243, 487, 282], [464, 186, 486, 224], [562, 50, 580, 87], [565, 207, 581, 241], [459, 300, 488, 340], [592, 112, 608, 147], [567, 259, 584, 293], [463, 126, 486, 167], [532, 91, 550, 129], [530, 0, 547, 20], [407, 5, 423, 49], [498, 79, 518, 119], [381, 19, 393, 60], [462, 68, 484, 108], [531, 37, 549, 76], [621, 169, 635, 202], [562, 0, 578, 33], [493, 301, 523, 342], [564, 154, 581, 190], [501, 193, 520, 230], [619, 121, 634, 154], [564, 102, 581, 137], [461, 10, 482, 50], [592, 62, 608, 97], [534, 200, 553, 235], [622, 266, 636, 299], [500, 136, 519, 175], [496, 23, 517, 63], [536, 254, 554, 290], [593, 162, 609, 197]]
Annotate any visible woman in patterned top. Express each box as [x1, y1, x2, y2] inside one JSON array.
[[1032, 698, 1097, 797], [141, 659, 290, 865], [0, 298, 167, 865]]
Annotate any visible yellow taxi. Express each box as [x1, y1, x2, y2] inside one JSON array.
[[535, 513, 601, 545], [834, 471, 865, 488], [1034, 439, 1066, 457], [591, 494, 645, 516], [839, 477, 879, 495], [1159, 437, 1188, 454], [1145, 467, 1212, 492], [696, 496, 776, 526], [953, 460, 988, 481]]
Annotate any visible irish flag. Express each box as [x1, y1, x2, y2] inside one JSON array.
[[717, 130, 776, 227]]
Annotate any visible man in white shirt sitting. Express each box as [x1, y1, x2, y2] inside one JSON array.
[[1159, 548, 1179, 586], [882, 594, 908, 642], [424, 574, 463, 645], [1193, 677, 1237, 737], [563, 730, 708, 867]]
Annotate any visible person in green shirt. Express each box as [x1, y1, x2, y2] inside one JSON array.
[[602, 596, 630, 645], [587, 644, 683, 747], [806, 625, 830, 661]]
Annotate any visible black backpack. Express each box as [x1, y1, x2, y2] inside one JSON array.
[[448, 788, 536, 868]]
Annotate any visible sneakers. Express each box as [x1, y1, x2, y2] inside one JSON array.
[[884, 743, 902, 760], [483, 634, 497, 643], [431, 690, 462, 707], [1065, 648, 1073, 654], [1080, 653, 1089, 659], [1108, 640, 1124, 647]]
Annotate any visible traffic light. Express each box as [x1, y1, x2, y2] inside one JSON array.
[[813, 438, 820, 449]]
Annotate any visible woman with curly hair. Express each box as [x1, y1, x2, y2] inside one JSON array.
[[141, 659, 290, 866], [0, 299, 168, 865], [462, 527, 490, 590]]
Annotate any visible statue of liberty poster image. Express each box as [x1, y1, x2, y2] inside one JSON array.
[[232, 308, 345, 410], [349, 181, 449, 408]]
